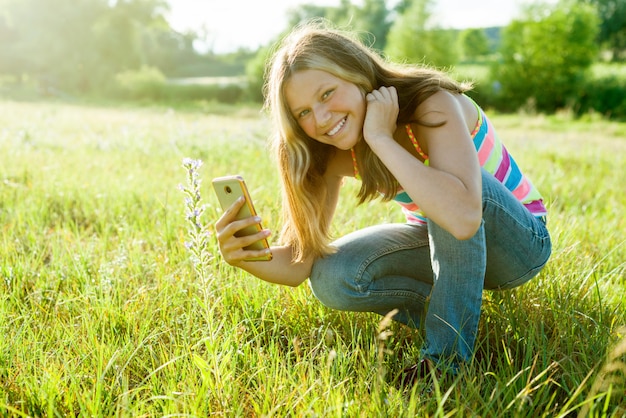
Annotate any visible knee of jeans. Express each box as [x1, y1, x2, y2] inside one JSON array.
[[309, 257, 364, 311]]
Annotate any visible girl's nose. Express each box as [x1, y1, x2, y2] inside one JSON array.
[[314, 105, 331, 128]]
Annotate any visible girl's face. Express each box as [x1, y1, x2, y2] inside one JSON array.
[[284, 69, 366, 150]]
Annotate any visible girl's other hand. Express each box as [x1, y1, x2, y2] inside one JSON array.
[[363, 86, 399, 145], [214, 196, 271, 266]]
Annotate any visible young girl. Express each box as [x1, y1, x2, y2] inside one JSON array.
[[215, 22, 552, 380]]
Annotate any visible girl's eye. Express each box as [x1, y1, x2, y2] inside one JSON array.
[[295, 88, 334, 119]]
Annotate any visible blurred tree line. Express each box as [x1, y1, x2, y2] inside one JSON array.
[[0, 0, 624, 117], [0, 0, 254, 98]]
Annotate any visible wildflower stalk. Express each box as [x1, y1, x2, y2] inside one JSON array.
[[180, 158, 212, 281]]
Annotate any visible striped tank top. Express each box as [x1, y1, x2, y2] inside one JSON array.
[[350, 98, 547, 225]]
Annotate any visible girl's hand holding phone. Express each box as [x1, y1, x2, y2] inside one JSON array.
[[212, 175, 273, 263], [214, 196, 272, 265]]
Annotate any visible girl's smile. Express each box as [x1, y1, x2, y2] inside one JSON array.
[[285, 69, 366, 150], [327, 116, 346, 136]]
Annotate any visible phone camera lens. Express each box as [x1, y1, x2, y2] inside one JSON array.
[[225, 186, 232, 194]]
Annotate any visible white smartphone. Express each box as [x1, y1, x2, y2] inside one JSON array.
[[212, 175, 272, 262]]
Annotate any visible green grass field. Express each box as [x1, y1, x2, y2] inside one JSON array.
[[0, 99, 624, 417]]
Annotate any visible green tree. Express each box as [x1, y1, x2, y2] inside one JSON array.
[[384, 0, 458, 68], [285, 4, 341, 27], [283, 1, 392, 51], [578, 0, 626, 60], [0, 0, 180, 94], [492, 0, 599, 112], [459, 28, 490, 62], [246, 45, 271, 103], [349, 0, 392, 51], [88, 0, 173, 81], [0, 0, 108, 92], [142, 30, 199, 77]]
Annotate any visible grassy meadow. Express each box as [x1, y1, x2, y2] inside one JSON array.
[[0, 98, 625, 417]]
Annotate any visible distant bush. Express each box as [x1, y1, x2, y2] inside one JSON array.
[[453, 61, 626, 120], [578, 73, 626, 120], [160, 83, 244, 104], [245, 46, 271, 103], [213, 84, 245, 104], [115, 66, 167, 100], [113, 66, 244, 104]]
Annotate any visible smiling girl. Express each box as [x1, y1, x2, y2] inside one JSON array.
[[215, 22, 551, 382]]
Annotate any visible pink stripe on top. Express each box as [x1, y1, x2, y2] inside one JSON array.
[[512, 178, 532, 201], [476, 129, 495, 166]]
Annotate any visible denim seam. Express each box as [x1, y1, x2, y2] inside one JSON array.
[[366, 289, 429, 304], [353, 237, 430, 292], [493, 254, 551, 290]]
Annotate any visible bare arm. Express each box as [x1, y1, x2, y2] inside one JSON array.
[[364, 88, 482, 239]]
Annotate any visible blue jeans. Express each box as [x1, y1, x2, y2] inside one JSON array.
[[309, 169, 552, 370]]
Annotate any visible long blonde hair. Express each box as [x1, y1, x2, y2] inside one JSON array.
[[264, 21, 471, 262]]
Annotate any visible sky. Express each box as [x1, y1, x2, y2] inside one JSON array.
[[165, 0, 542, 54]]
